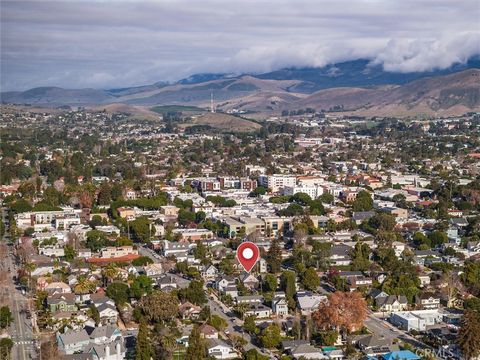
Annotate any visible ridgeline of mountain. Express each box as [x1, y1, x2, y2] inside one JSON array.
[[1, 58, 479, 116]]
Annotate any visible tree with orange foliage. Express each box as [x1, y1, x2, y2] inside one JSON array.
[[312, 291, 367, 333]]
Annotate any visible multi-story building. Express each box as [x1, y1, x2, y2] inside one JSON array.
[[258, 174, 296, 193], [100, 246, 138, 259], [283, 184, 324, 198]]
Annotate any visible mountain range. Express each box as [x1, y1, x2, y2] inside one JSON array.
[[2, 58, 480, 117]]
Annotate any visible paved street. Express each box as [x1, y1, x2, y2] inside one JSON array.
[[2, 243, 37, 360], [365, 312, 431, 350]]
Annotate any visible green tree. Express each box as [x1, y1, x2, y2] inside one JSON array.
[[186, 325, 207, 360], [85, 230, 108, 252], [281, 270, 297, 310], [266, 237, 282, 273], [218, 257, 234, 275], [352, 191, 373, 211], [63, 245, 76, 261], [291, 192, 312, 206], [106, 282, 130, 306], [263, 274, 278, 292], [243, 315, 259, 335], [428, 231, 448, 248], [312, 241, 331, 270], [140, 290, 179, 323], [88, 304, 100, 326], [131, 256, 154, 266], [243, 349, 269, 360], [259, 323, 282, 348], [135, 320, 153, 360], [351, 242, 371, 271], [129, 217, 151, 243], [178, 280, 207, 305], [208, 314, 228, 331], [318, 330, 339, 346], [367, 213, 396, 232], [250, 186, 267, 197], [0, 219, 5, 239], [193, 242, 208, 261], [301, 267, 320, 291], [0, 306, 13, 328], [0, 338, 14, 360], [457, 310, 480, 360], [130, 275, 153, 299]]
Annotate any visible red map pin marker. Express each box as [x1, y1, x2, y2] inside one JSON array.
[[237, 242, 260, 272]]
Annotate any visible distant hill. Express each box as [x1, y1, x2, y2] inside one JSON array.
[[1, 57, 479, 116], [290, 69, 480, 116], [256, 57, 480, 92], [1, 86, 116, 105], [178, 112, 261, 133]]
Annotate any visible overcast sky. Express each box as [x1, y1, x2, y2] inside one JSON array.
[[1, 0, 479, 91]]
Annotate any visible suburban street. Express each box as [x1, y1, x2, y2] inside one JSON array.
[[1, 243, 37, 360], [365, 312, 432, 350]]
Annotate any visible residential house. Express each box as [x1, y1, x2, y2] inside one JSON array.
[[290, 343, 326, 359], [376, 295, 408, 313], [413, 250, 441, 266], [48, 293, 77, 313], [356, 335, 396, 357], [418, 275, 431, 288], [224, 286, 238, 299], [57, 329, 91, 354], [78, 249, 93, 259], [201, 265, 219, 281], [199, 324, 218, 339], [257, 258, 268, 273], [416, 293, 441, 310], [215, 276, 236, 294], [157, 275, 178, 292], [143, 263, 164, 278], [178, 302, 202, 320], [238, 273, 260, 291], [206, 339, 237, 359], [347, 275, 373, 290], [45, 282, 72, 295], [244, 304, 272, 319], [272, 292, 289, 317], [329, 244, 352, 266], [297, 292, 327, 316], [96, 303, 119, 325]]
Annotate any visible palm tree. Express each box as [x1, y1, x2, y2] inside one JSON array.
[[74, 275, 97, 295], [233, 303, 249, 320], [23, 262, 36, 291], [159, 331, 178, 358], [101, 264, 118, 287]]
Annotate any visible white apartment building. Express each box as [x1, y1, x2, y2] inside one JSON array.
[[258, 174, 296, 193], [283, 184, 324, 198]]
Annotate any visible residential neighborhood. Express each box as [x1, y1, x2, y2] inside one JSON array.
[[0, 105, 479, 360]]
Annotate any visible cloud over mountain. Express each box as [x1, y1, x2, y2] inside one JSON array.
[[1, 0, 479, 90]]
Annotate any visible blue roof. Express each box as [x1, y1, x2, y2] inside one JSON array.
[[383, 350, 420, 360]]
